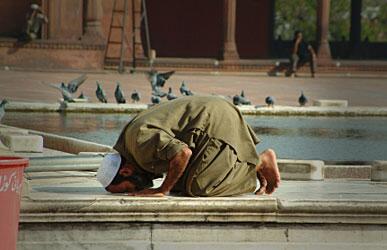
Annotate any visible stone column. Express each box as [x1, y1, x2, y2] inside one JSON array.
[[133, 0, 145, 59], [83, 0, 104, 43], [350, 0, 362, 57], [221, 0, 239, 61], [350, 0, 362, 44], [316, 0, 332, 64]]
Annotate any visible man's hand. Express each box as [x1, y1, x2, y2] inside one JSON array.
[[128, 147, 192, 197], [128, 188, 165, 197]]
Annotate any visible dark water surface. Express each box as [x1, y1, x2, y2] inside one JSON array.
[[3, 112, 387, 162]]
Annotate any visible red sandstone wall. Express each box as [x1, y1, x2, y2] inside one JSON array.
[[0, 46, 104, 69], [236, 0, 271, 59], [0, 0, 34, 37], [145, 0, 271, 59], [47, 0, 83, 40], [146, 0, 224, 58]]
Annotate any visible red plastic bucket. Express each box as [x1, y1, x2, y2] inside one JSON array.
[[0, 156, 29, 250]]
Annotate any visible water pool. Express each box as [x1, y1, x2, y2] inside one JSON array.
[[3, 112, 387, 162]]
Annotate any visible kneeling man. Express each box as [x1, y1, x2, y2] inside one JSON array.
[[97, 96, 280, 197]]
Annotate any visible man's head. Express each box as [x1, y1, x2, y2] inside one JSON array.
[[31, 4, 40, 10], [294, 30, 303, 40], [97, 153, 153, 193]]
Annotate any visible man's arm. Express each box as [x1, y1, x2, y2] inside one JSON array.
[[159, 147, 192, 194], [129, 147, 192, 197], [308, 45, 316, 58], [292, 38, 301, 55]]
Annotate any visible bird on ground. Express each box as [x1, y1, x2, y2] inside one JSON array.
[[233, 90, 251, 105], [78, 91, 87, 100], [114, 82, 126, 104], [151, 95, 161, 104], [131, 90, 141, 103], [167, 87, 178, 100], [180, 81, 193, 96], [152, 86, 167, 98], [239, 90, 251, 105], [49, 83, 75, 102], [0, 99, 8, 123], [146, 70, 175, 89], [265, 96, 275, 107], [96, 82, 108, 103], [66, 74, 87, 93], [50, 74, 87, 94], [298, 91, 308, 106], [232, 95, 241, 105]]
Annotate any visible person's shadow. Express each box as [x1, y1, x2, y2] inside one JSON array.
[[7, 36, 31, 55], [267, 61, 292, 77]]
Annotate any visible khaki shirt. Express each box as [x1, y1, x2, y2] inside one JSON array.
[[114, 96, 260, 175]]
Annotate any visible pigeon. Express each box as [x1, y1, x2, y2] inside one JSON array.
[[146, 70, 175, 89], [233, 95, 241, 105], [66, 74, 87, 93], [298, 91, 308, 106], [265, 96, 275, 107], [233, 90, 251, 105], [49, 83, 75, 102], [96, 82, 108, 103], [167, 87, 178, 100], [78, 91, 87, 99], [151, 95, 161, 104], [48, 74, 87, 96], [239, 90, 251, 105], [152, 86, 167, 98], [131, 90, 141, 103], [0, 99, 8, 123], [180, 81, 193, 96], [114, 82, 126, 104]]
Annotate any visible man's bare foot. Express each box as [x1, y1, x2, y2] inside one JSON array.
[[255, 149, 281, 195]]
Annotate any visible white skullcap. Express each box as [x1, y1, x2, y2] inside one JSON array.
[[97, 153, 121, 187], [31, 4, 40, 10]]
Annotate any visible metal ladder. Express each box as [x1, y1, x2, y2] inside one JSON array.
[[132, 0, 152, 71], [104, 0, 152, 73], [104, 0, 129, 73]]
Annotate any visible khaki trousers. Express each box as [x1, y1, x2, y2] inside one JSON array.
[[173, 130, 257, 197]]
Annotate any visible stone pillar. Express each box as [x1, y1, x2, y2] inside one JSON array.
[[316, 0, 332, 64], [350, 0, 362, 57], [133, 0, 145, 59], [221, 0, 239, 61], [350, 0, 362, 44], [83, 0, 104, 43]]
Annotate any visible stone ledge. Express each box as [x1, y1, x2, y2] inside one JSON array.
[[0, 127, 29, 135], [26, 155, 104, 172], [324, 165, 371, 179], [0, 134, 43, 152], [60, 102, 149, 113], [6, 101, 387, 116], [17, 222, 387, 250], [313, 99, 348, 107], [371, 161, 387, 181], [19, 198, 387, 224], [278, 160, 324, 180]]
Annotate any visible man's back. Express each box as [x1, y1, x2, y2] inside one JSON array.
[[114, 96, 260, 172]]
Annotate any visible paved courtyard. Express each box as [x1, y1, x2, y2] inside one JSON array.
[[0, 69, 387, 107]]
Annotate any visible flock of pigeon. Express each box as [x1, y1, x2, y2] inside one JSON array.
[[0, 71, 310, 123], [46, 70, 309, 107], [232, 90, 307, 107], [47, 70, 197, 105]]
